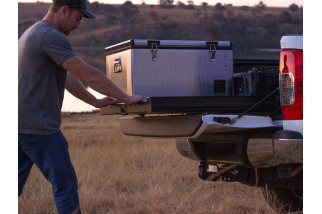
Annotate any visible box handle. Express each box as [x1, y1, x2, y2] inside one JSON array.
[[114, 58, 122, 73]]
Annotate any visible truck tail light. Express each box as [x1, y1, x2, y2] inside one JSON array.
[[279, 49, 303, 120]]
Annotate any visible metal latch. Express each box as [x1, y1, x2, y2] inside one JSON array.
[[150, 42, 158, 61], [113, 58, 122, 73], [213, 117, 231, 124], [209, 44, 216, 60]]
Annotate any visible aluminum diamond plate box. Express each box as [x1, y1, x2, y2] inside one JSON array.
[[105, 39, 233, 99]]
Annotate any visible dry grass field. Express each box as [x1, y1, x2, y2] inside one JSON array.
[[18, 113, 275, 214]]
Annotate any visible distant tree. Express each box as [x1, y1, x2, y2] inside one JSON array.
[[215, 3, 226, 11], [240, 5, 249, 11], [159, 0, 174, 8], [255, 1, 266, 11], [202, 2, 208, 25], [119, 1, 139, 18], [289, 3, 299, 13], [187, 1, 195, 9], [177, 1, 186, 9], [279, 11, 292, 23], [88, 2, 118, 16], [202, 2, 208, 8]]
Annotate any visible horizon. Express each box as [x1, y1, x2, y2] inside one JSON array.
[[18, 0, 303, 8]]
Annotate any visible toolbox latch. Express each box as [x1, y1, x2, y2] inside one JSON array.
[[209, 44, 217, 61], [113, 58, 122, 73], [148, 41, 160, 61]]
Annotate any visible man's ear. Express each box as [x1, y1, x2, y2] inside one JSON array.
[[60, 6, 69, 17]]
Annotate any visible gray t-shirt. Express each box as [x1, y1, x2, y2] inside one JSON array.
[[18, 20, 76, 135]]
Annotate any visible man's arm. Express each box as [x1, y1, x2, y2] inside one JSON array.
[[61, 56, 143, 105], [65, 72, 117, 108]]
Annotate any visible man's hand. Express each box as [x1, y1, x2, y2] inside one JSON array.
[[96, 95, 144, 107], [94, 97, 118, 108], [124, 95, 144, 105]]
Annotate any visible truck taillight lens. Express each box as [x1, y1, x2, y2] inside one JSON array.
[[279, 49, 303, 120]]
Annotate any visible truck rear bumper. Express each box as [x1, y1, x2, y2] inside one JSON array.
[[119, 115, 203, 137], [177, 128, 302, 168], [118, 114, 302, 168], [119, 114, 280, 138]]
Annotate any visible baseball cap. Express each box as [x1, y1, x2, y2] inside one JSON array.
[[53, 0, 96, 18]]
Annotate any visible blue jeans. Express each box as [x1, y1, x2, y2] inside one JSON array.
[[18, 131, 81, 214]]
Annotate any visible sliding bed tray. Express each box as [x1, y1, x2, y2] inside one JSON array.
[[100, 96, 280, 116]]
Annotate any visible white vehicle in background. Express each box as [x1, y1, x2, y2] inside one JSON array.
[[101, 35, 303, 213]]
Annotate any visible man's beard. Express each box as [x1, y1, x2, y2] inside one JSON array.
[[63, 31, 71, 36], [63, 28, 75, 36]]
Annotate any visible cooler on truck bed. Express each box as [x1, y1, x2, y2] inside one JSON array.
[[105, 39, 233, 99]]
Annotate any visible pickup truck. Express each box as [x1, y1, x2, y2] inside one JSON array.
[[100, 35, 303, 213]]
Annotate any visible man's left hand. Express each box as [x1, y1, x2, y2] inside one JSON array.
[[95, 97, 117, 108]]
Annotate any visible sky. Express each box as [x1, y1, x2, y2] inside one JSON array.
[[18, 0, 303, 8]]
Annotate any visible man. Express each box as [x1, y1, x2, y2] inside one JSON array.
[[18, 0, 143, 213]]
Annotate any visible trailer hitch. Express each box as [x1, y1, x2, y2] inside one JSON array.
[[198, 162, 239, 181], [198, 162, 303, 188]]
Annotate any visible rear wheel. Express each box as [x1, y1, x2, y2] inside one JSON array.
[[262, 186, 303, 213]]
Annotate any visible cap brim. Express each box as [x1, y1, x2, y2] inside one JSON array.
[[80, 9, 96, 18]]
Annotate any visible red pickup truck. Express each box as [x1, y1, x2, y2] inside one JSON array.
[[101, 35, 303, 213]]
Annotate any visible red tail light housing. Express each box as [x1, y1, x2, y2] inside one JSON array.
[[279, 49, 303, 120]]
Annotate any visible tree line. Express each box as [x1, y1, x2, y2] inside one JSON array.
[[83, 0, 302, 51]]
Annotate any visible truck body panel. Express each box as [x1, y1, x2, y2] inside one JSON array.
[[280, 35, 303, 50], [283, 120, 303, 135]]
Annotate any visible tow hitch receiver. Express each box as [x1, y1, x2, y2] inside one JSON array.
[[198, 162, 302, 188], [198, 162, 239, 181]]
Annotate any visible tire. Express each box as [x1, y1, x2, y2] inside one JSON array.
[[262, 186, 303, 213]]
